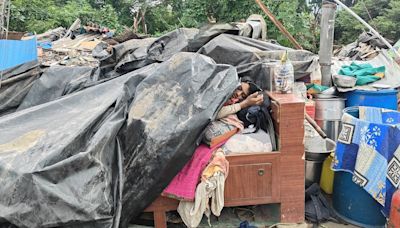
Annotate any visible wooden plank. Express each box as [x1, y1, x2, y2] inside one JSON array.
[[153, 211, 167, 228]]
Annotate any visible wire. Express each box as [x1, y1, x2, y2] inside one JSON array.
[[360, 0, 378, 31]]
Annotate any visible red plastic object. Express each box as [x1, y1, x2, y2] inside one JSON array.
[[389, 190, 400, 228], [305, 94, 315, 119], [305, 102, 315, 119]]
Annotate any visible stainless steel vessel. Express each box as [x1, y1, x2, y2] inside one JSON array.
[[314, 96, 346, 141]]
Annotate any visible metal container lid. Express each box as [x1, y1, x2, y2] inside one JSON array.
[[314, 96, 346, 120], [313, 94, 346, 100]]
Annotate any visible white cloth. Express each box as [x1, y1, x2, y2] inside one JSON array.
[[177, 172, 226, 228], [222, 129, 273, 154]]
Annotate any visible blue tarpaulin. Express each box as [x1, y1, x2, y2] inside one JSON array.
[[0, 38, 38, 71]]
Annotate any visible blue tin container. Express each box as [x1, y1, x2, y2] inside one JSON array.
[[345, 89, 398, 110]]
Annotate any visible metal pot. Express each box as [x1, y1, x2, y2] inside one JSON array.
[[305, 138, 336, 187], [305, 160, 324, 188], [314, 97, 346, 140]]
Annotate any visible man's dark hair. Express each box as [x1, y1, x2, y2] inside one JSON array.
[[241, 77, 262, 94]]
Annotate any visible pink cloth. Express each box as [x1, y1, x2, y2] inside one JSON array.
[[162, 142, 226, 201]]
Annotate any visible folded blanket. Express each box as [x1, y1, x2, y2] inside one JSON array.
[[162, 141, 226, 201], [333, 106, 400, 216]]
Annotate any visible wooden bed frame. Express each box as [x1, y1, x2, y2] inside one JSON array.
[[144, 92, 305, 227]]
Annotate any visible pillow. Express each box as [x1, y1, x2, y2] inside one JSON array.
[[203, 121, 239, 148], [222, 129, 272, 155]]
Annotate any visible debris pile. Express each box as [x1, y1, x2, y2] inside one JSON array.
[[0, 16, 320, 228]]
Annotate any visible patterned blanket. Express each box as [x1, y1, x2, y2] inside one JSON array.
[[333, 106, 400, 216]]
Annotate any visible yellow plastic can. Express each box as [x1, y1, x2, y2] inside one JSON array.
[[320, 153, 335, 194]]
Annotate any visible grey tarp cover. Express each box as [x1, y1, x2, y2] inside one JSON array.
[[198, 34, 319, 90], [188, 23, 241, 52], [17, 66, 97, 110], [100, 28, 199, 74], [0, 61, 41, 116], [0, 52, 238, 228]]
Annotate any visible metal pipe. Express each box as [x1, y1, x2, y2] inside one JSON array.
[[255, 0, 303, 50], [333, 0, 400, 59], [319, 1, 337, 87]]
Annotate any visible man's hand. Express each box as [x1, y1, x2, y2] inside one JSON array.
[[240, 92, 264, 109]]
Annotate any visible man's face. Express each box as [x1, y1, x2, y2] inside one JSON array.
[[232, 82, 250, 101]]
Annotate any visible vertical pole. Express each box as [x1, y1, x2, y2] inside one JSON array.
[[319, 1, 337, 87]]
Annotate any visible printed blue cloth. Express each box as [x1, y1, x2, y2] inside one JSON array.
[[333, 106, 400, 216]]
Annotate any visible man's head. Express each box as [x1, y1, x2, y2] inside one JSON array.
[[232, 77, 262, 101], [232, 82, 250, 101]]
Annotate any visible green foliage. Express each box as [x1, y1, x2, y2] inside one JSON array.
[[335, 0, 391, 44], [9, 0, 321, 51], [372, 0, 400, 42], [14, 0, 397, 52], [144, 0, 319, 51], [9, 0, 120, 34]]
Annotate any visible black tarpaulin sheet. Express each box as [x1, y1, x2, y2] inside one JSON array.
[[198, 34, 319, 89], [17, 66, 97, 110], [0, 52, 238, 228], [106, 38, 157, 73], [0, 61, 41, 116], [147, 28, 199, 62], [100, 28, 199, 74], [118, 52, 238, 227], [188, 23, 243, 52], [0, 68, 151, 228]]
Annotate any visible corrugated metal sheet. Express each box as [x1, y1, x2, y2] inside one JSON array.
[[0, 38, 38, 71]]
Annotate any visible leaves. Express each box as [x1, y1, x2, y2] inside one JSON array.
[[11, 0, 398, 51], [335, 0, 393, 44], [9, 0, 120, 34]]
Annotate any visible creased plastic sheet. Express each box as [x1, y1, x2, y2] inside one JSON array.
[[188, 23, 259, 52], [17, 66, 97, 110], [199, 34, 319, 90], [0, 66, 152, 228], [0, 61, 41, 116], [0, 52, 238, 228], [118, 52, 238, 227], [100, 28, 199, 74]]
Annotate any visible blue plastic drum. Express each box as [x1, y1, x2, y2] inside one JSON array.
[[333, 172, 386, 228], [332, 96, 398, 227], [345, 89, 398, 110]]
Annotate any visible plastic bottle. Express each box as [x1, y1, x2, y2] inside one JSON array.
[[274, 50, 294, 93], [294, 82, 307, 100]]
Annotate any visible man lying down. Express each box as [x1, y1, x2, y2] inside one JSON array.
[[160, 78, 276, 228]]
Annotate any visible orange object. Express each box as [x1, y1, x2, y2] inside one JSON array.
[[305, 95, 315, 119], [37, 47, 43, 57], [389, 190, 400, 228], [209, 128, 238, 148], [306, 102, 315, 119]]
